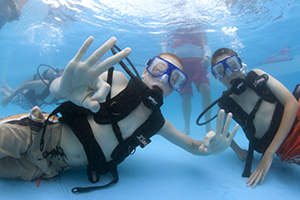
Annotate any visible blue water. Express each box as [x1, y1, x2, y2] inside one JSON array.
[[1, 0, 300, 199]]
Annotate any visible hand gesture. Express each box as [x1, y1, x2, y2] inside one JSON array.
[[200, 109, 239, 154], [246, 152, 274, 188], [50, 36, 131, 113], [201, 56, 210, 69]]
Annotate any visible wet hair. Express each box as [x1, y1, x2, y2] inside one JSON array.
[[211, 48, 239, 67], [42, 69, 56, 81], [156, 53, 184, 71]]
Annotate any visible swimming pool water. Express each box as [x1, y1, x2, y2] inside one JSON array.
[[1, 1, 300, 199]]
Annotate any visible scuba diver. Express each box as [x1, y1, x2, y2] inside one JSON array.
[[197, 48, 300, 189], [0, 65, 64, 110], [0, 37, 238, 194]]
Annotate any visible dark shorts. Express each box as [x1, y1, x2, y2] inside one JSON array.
[[179, 57, 210, 96]]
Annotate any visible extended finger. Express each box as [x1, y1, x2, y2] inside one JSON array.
[[221, 112, 233, 137], [246, 174, 255, 187], [85, 37, 117, 67], [93, 47, 131, 76], [215, 109, 225, 136], [251, 171, 263, 188], [259, 172, 266, 186], [246, 170, 260, 188], [228, 124, 239, 141], [73, 36, 94, 63]]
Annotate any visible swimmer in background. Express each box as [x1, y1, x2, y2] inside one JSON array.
[[0, 68, 64, 110], [163, 27, 213, 134], [0, 0, 29, 30]]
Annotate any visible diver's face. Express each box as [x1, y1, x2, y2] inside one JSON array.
[[215, 55, 245, 89], [142, 55, 183, 98]]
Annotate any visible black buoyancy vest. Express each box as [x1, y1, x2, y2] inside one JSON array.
[[24, 87, 52, 106], [94, 77, 151, 124], [218, 71, 284, 178], [43, 68, 165, 193], [218, 71, 284, 153]]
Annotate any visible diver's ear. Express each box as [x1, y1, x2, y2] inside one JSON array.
[[141, 67, 147, 79]]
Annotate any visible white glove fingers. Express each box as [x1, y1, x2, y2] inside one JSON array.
[[215, 109, 225, 136], [228, 123, 239, 141], [85, 37, 117, 67], [222, 112, 233, 136], [73, 36, 94, 63], [94, 47, 131, 76]]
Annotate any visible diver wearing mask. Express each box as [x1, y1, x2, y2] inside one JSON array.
[[0, 66, 63, 110], [197, 48, 300, 189], [39, 46, 188, 193], [0, 37, 238, 195]]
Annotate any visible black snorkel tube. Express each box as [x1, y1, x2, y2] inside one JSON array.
[[196, 78, 247, 126]]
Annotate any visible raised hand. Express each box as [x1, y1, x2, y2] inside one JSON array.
[[201, 56, 210, 68], [200, 109, 239, 154], [50, 36, 131, 113]]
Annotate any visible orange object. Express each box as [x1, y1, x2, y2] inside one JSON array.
[[277, 100, 300, 165]]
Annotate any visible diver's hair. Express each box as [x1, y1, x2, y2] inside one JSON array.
[[211, 48, 239, 67], [157, 53, 184, 71], [42, 69, 56, 81], [58, 69, 65, 76]]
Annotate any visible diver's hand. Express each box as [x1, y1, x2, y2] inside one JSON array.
[[230, 140, 249, 161], [50, 36, 131, 113], [246, 152, 273, 188], [201, 56, 210, 69], [200, 110, 239, 154], [236, 148, 248, 161]]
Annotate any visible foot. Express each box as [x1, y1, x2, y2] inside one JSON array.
[[1, 80, 13, 93], [0, 80, 5, 89], [183, 127, 190, 135]]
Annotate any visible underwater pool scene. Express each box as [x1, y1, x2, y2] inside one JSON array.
[[1, 0, 300, 199]]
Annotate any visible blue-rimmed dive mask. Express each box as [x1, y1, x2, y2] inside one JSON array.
[[211, 55, 243, 80], [146, 56, 187, 91]]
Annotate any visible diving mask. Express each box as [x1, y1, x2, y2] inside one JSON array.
[[146, 56, 187, 91], [211, 55, 243, 80]]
